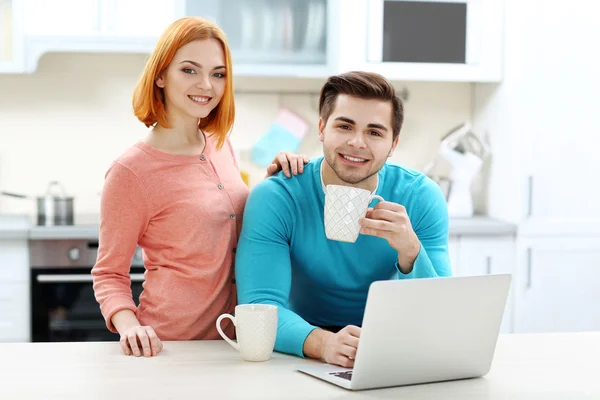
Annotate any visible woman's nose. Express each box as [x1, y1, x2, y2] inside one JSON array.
[[195, 74, 211, 90]]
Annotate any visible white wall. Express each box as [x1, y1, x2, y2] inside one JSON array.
[[0, 52, 473, 222]]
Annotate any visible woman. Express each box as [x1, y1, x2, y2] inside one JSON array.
[[92, 16, 307, 358]]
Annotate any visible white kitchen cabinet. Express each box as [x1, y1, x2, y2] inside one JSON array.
[[23, 0, 100, 36], [109, 0, 180, 38], [0, 239, 29, 282], [20, 0, 180, 72], [0, 283, 29, 342], [338, 0, 504, 82], [448, 236, 459, 276], [453, 235, 515, 333], [183, 0, 337, 78], [475, 0, 600, 235], [472, 1, 600, 334], [17, 0, 340, 77], [0, 238, 30, 342], [23, 0, 178, 36], [0, 0, 24, 72], [514, 236, 600, 334]]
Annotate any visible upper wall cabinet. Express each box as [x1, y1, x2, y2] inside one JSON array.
[[339, 0, 504, 82], [2, 0, 503, 81], [19, 0, 179, 72], [23, 0, 178, 37], [0, 0, 24, 73], [183, 0, 336, 78]]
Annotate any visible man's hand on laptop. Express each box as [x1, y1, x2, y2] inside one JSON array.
[[304, 325, 361, 368]]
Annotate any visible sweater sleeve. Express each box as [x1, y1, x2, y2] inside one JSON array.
[[92, 162, 150, 333], [235, 178, 317, 358], [397, 176, 453, 279]]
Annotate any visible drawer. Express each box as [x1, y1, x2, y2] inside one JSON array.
[[0, 239, 29, 282]]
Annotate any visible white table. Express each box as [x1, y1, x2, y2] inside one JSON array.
[[1, 332, 599, 399]]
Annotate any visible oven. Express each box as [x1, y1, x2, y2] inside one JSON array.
[[29, 239, 144, 342]]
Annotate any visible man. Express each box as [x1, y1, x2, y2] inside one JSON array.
[[235, 71, 451, 368]]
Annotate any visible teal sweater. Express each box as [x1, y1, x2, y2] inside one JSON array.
[[235, 157, 452, 357]]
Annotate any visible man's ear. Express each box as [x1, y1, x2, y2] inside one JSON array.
[[388, 136, 400, 157], [318, 118, 325, 142]]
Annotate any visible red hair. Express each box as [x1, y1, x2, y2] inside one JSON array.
[[132, 17, 235, 149]]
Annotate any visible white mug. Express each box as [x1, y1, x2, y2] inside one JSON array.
[[216, 304, 278, 362], [324, 184, 384, 243]]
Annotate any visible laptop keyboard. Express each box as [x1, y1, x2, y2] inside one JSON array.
[[329, 371, 353, 381]]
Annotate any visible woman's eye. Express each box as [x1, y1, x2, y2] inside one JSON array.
[[183, 68, 196, 74], [213, 72, 225, 78]]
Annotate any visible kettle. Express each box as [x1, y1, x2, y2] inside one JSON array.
[[424, 122, 489, 217]]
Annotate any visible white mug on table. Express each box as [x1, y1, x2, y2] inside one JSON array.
[[216, 304, 278, 362]]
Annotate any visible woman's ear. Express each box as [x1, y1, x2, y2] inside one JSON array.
[[156, 74, 165, 88]]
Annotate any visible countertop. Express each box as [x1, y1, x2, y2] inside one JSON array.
[[0, 215, 30, 239], [0, 333, 598, 399], [2, 215, 516, 240]]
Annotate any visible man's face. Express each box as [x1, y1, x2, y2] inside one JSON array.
[[319, 94, 399, 185]]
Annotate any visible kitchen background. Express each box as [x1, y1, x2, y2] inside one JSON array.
[[1, 0, 600, 344], [0, 52, 475, 218]]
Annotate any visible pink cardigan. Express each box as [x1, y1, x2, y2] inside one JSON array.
[[92, 137, 249, 340]]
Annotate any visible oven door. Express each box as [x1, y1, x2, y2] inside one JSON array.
[[30, 266, 144, 342]]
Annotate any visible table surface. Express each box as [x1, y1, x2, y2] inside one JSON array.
[[1, 332, 598, 399]]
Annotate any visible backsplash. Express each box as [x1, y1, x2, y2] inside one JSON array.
[[0, 53, 473, 220]]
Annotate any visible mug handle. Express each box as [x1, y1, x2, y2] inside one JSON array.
[[216, 313, 240, 351], [369, 194, 385, 204]]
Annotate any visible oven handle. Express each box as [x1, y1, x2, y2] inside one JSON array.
[[36, 273, 145, 283]]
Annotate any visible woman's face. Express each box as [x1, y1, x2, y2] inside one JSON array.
[[156, 38, 227, 122]]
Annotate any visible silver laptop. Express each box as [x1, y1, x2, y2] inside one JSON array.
[[297, 274, 511, 391]]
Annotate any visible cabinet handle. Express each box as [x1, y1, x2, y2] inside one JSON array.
[[526, 247, 532, 288], [527, 176, 533, 217], [486, 256, 492, 275]]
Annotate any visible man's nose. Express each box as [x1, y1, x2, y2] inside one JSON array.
[[347, 132, 367, 147]]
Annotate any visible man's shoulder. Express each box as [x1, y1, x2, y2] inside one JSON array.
[[249, 157, 321, 202], [380, 162, 444, 202], [381, 162, 428, 188]]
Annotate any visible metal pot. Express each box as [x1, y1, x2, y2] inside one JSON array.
[[1, 181, 74, 226]]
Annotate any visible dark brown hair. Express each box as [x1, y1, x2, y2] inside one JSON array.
[[318, 71, 404, 140]]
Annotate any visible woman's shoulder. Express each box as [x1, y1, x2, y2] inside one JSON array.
[[108, 141, 163, 176]]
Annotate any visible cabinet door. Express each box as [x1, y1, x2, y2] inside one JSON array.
[[184, 0, 330, 73], [0, 283, 29, 342], [455, 236, 515, 333], [448, 236, 459, 276], [23, 0, 100, 36], [0, 0, 23, 72], [515, 237, 600, 333], [357, 0, 503, 81], [0, 239, 29, 282], [107, 0, 179, 37], [456, 236, 514, 277], [497, 1, 600, 232], [0, 0, 14, 62]]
